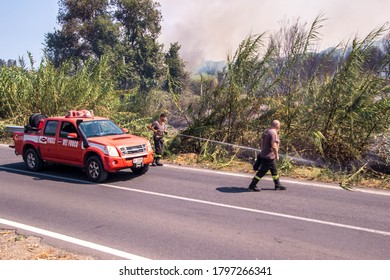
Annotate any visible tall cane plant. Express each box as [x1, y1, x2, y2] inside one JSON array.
[[0, 55, 118, 125]]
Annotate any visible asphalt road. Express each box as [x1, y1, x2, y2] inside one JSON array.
[[0, 144, 389, 260]]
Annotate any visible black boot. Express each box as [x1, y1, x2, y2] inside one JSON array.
[[248, 179, 261, 192], [156, 157, 163, 166], [274, 179, 286, 190]]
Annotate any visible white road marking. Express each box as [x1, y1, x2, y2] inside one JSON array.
[[0, 218, 150, 260], [1, 160, 389, 257], [98, 182, 390, 237]]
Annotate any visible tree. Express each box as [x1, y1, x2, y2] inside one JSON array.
[[0, 59, 17, 68], [45, 0, 118, 67], [45, 0, 165, 93], [113, 0, 164, 92], [164, 42, 189, 94]]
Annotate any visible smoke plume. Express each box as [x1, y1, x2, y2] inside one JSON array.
[[158, 0, 390, 72]]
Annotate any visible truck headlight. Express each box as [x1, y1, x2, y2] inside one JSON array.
[[104, 146, 119, 157], [146, 140, 152, 151]]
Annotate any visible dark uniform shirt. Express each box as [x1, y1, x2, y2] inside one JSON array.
[[259, 128, 279, 159], [151, 120, 166, 138]]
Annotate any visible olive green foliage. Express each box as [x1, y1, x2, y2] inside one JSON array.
[[110, 111, 151, 138], [0, 54, 117, 125], [164, 42, 190, 95], [313, 39, 390, 165], [0, 59, 17, 68], [46, 0, 117, 66], [45, 0, 165, 93], [179, 16, 390, 168], [267, 17, 390, 165]]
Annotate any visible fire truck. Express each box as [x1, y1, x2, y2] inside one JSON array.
[[8, 110, 154, 182]]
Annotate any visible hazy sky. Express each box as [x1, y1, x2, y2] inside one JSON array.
[[1, 0, 389, 71], [0, 0, 59, 63], [158, 0, 390, 70]]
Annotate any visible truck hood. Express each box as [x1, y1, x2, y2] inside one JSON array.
[[88, 134, 148, 147]]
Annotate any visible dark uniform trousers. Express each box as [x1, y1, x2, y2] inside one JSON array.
[[153, 135, 164, 159], [252, 157, 282, 187]]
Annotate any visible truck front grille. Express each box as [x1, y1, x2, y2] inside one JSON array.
[[120, 144, 146, 155]]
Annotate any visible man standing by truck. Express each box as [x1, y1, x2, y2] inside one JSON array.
[[147, 113, 168, 166]]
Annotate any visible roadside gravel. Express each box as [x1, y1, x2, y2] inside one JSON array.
[[0, 229, 93, 260]]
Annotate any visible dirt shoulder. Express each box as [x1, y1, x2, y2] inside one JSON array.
[[0, 229, 93, 260]]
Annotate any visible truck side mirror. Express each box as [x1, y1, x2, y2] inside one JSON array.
[[67, 132, 78, 139], [122, 128, 129, 133]]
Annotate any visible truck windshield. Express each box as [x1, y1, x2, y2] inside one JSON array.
[[79, 120, 124, 138]]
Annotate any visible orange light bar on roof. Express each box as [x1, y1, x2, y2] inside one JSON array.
[[66, 110, 94, 118]]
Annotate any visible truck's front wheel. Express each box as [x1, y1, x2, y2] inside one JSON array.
[[24, 148, 43, 172], [86, 156, 108, 183], [130, 164, 149, 175]]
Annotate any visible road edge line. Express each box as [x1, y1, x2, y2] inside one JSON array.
[[0, 218, 150, 260]]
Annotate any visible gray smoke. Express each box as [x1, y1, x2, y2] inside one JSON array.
[[158, 0, 390, 72]]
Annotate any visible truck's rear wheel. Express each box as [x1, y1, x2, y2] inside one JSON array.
[[24, 148, 43, 171], [86, 156, 108, 182]]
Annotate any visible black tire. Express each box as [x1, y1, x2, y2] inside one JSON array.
[[131, 164, 149, 175], [29, 113, 47, 128], [86, 156, 108, 183], [24, 148, 43, 172]]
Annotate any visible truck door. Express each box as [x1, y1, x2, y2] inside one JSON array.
[[39, 120, 59, 160], [56, 121, 83, 165]]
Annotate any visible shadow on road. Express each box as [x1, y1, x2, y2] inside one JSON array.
[[0, 162, 141, 185], [216, 186, 249, 193], [216, 186, 277, 193]]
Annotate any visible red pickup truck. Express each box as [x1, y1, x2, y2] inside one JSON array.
[[9, 110, 154, 182]]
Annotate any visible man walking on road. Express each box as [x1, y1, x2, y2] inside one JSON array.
[[248, 120, 287, 192]]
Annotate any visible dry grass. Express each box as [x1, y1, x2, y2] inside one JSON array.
[[0, 229, 93, 260]]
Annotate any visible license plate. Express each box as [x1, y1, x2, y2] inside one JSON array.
[[133, 157, 143, 166]]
